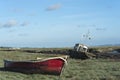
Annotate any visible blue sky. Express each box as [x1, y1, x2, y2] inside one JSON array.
[[0, 0, 120, 48]]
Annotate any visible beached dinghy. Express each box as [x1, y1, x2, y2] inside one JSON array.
[[4, 56, 68, 75]]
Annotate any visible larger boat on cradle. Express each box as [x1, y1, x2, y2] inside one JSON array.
[[4, 56, 68, 75]]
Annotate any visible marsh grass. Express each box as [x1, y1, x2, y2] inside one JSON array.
[[0, 49, 120, 80]]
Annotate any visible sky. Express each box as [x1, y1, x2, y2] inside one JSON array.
[[0, 0, 120, 48]]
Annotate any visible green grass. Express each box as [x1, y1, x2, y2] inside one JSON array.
[[0, 49, 120, 80]]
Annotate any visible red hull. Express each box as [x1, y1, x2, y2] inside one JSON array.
[[4, 57, 67, 75]]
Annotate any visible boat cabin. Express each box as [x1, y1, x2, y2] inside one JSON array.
[[74, 43, 88, 52]]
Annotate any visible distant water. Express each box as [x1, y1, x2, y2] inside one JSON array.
[[108, 50, 120, 54], [0, 42, 75, 48]]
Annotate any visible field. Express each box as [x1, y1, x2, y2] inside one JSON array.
[[0, 47, 120, 80]]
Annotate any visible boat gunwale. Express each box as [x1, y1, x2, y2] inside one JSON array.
[[4, 56, 68, 65]]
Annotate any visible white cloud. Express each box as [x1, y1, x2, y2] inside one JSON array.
[[0, 20, 30, 28], [96, 28, 106, 31], [77, 24, 96, 28], [3, 20, 17, 28], [18, 33, 28, 36], [28, 13, 37, 16], [21, 22, 29, 26], [12, 8, 23, 13], [46, 4, 61, 11]]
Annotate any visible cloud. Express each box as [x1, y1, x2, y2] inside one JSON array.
[[0, 20, 30, 29], [62, 14, 91, 19], [28, 13, 37, 16], [77, 24, 96, 28], [96, 28, 106, 31], [18, 33, 28, 36], [0, 23, 2, 26], [21, 22, 29, 26], [8, 29, 16, 32], [2, 20, 18, 28], [62, 14, 82, 19], [46, 4, 61, 11], [12, 8, 23, 13]]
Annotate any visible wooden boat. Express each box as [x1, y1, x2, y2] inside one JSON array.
[[4, 56, 68, 75]]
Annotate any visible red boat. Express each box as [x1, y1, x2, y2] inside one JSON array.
[[4, 56, 68, 75]]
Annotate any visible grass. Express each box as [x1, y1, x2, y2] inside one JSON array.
[[0, 48, 120, 80]]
